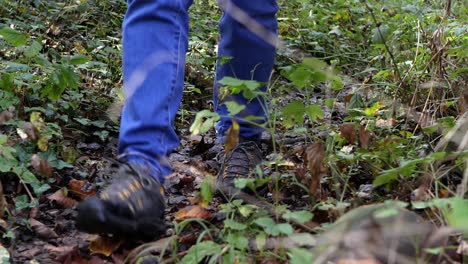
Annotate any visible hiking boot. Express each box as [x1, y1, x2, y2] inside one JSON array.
[[216, 140, 263, 197], [75, 163, 166, 240]]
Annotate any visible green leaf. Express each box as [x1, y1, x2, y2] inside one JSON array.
[[277, 223, 294, 235], [218, 77, 244, 87], [324, 99, 335, 108], [70, 54, 90, 65], [42, 65, 80, 100], [0, 135, 7, 145], [31, 183, 51, 195], [74, 117, 91, 126], [442, 197, 468, 230], [190, 110, 220, 135], [305, 104, 324, 122], [24, 41, 42, 58], [289, 248, 314, 264], [283, 210, 314, 224], [0, 27, 28, 47], [364, 102, 382, 116], [373, 168, 398, 186], [15, 195, 32, 211], [219, 55, 233, 65], [234, 178, 255, 189], [238, 205, 254, 217], [226, 233, 249, 250], [331, 76, 344, 90], [254, 217, 279, 236], [224, 219, 247, 230], [218, 77, 261, 100], [224, 101, 246, 116], [20, 170, 40, 185], [0, 73, 15, 92], [200, 176, 213, 204], [347, 94, 365, 109], [256, 233, 266, 251], [302, 57, 328, 70], [0, 157, 13, 173], [282, 101, 305, 128], [179, 241, 222, 264], [371, 25, 391, 44], [287, 66, 310, 88]]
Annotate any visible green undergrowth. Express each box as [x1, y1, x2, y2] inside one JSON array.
[[0, 0, 467, 263]]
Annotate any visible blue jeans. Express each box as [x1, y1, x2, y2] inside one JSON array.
[[118, 0, 278, 182]]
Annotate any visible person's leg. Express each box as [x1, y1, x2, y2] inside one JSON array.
[[119, 0, 193, 183], [76, 0, 193, 239], [215, 0, 278, 142]]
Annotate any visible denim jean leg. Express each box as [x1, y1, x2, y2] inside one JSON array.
[[215, 0, 278, 142], [119, 0, 193, 183]]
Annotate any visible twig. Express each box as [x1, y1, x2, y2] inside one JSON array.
[[362, 1, 401, 81]]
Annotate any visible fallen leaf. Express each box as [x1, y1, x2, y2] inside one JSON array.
[[344, 93, 354, 103], [224, 119, 240, 154], [358, 125, 371, 149], [21, 247, 41, 258], [179, 233, 198, 245], [375, 118, 395, 128], [30, 218, 58, 239], [88, 235, 124, 257], [340, 123, 356, 144], [68, 179, 97, 199], [0, 108, 14, 124], [22, 122, 39, 141], [175, 205, 213, 221], [303, 142, 327, 195], [31, 154, 53, 178], [0, 219, 8, 229], [47, 189, 78, 208], [44, 244, 76, 256]]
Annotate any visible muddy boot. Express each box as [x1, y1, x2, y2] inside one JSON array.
[[216, 140, 263, 198], [76, 163, 166, 240]]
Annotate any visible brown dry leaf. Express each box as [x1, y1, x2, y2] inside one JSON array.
[[340, 123, 356, 144], [175, 205, 213, 221], [31, 154, 53, 178], [47, 189, 78, 208], [358, 125, 371, 149], [30, 218, 58, 239], [0, 110, 13, 125], [44, 244, 77, 256], [303, 142, 327, 195], [375, 118, 395, 128], [344, 93, 354, 103], [179, 233, 198, 245], [88, 235, 124, 257], [224, 119, 240, 154], [21, 247, 41, 258], [68, 179, 97, 199], [0, 219, 8, 229], [22, 122, 39, 141]]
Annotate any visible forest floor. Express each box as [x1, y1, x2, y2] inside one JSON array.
[[0, 1, 467, 263]]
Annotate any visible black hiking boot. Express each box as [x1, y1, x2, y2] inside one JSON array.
[[75, 163, 166, 240], [216, 140, 263, 198]]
